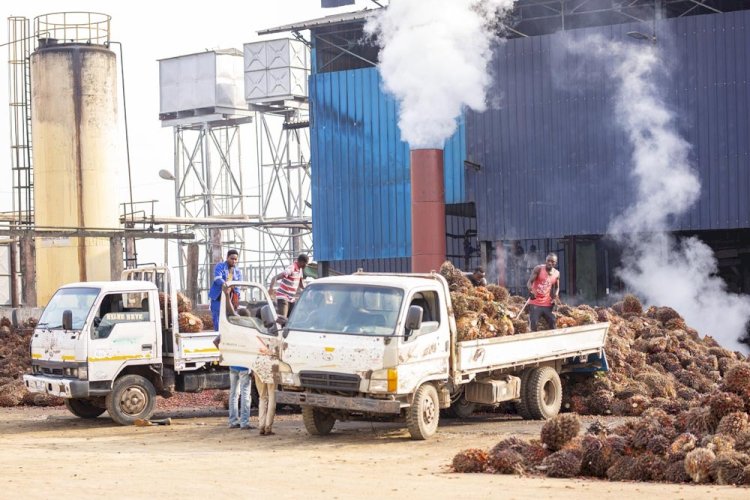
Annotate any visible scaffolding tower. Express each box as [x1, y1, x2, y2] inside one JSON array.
[[7, 16, 33, 227]]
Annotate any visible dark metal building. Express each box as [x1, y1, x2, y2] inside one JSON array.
[[262, 1, 750, 299]]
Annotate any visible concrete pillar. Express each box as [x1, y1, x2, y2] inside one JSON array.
[[186, 243, 200, 306], [20, 235, 36, 307], [110, 235, 124, 280]]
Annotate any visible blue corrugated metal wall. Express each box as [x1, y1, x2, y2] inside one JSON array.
[[466, 10, 750, 241], [310, 67, 466, 262]]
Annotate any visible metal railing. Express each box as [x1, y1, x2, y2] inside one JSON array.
[[33, 12, 110, 47]]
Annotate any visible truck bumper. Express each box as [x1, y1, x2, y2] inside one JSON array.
[[23, 374, 91, 399], [276, 390, 402, 414]]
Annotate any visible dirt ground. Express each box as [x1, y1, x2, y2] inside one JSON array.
[[0, 406, 746, 500]]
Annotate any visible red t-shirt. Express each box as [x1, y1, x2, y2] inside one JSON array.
[[530, 266, 559, 307]]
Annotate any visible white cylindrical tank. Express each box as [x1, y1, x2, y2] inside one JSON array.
[[31, 41, 121, 305]]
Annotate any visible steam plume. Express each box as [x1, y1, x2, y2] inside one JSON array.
[[568, 35, 750, 352], [365, 0, 516, 148]]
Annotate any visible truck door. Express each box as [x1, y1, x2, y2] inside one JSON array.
[[88, 290, 158, 382], [398, 289, 451, 388], [218, 282, 278, 368]]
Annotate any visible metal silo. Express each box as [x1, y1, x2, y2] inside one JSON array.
[[31, 13, 120, 304]]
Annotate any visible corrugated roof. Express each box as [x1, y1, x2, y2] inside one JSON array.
[[258, 8, 379, 35]]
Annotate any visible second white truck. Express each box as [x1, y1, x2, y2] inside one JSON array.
[[224, 271, 609, 440]]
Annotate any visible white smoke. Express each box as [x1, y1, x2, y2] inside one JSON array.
[[567, 35, 750, 352], [365, 0, 516, 149]]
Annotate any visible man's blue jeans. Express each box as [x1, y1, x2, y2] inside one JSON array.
[[228, 367, 252, 428]]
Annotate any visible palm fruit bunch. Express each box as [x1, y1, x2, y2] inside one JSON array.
[[540, 413, 581, 451], [176, 292, 193, 313], [487, 448, 525, 474], [540, 449, 582, 478], [716, 411, 750, 439], [710, 451, 750, 485], [451, 448, 489, 473], [178, 312, 204, 333], [684, 448, 716, 483], [196, 311, 214, 331]]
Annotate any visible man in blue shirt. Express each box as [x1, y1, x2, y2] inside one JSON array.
[[208, 249, 242, 331]]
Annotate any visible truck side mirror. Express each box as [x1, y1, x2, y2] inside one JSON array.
[[260, 305, 277, 328], [62, 310, 73, 331], [404, 305, 423, 338]]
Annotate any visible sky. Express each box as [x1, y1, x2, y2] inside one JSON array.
[[0, 0, 375, 262]]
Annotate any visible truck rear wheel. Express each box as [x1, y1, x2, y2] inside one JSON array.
[[407, 383, 439, 440], [450, 396, 476, 419], [106, 375, 157, 426], [64, 398, 105, 419], [525, 366, 562, 420], [302, 406, 336, 436], [514, 369, 534, 420]]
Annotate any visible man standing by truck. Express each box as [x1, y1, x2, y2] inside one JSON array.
[[268, 253, 309, 317], [208, 249, 242, 331], [526, 253, 560, 331]]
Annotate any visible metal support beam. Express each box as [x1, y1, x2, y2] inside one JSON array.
[[110, 236, 124, 280], [186, 243, 200, 307], [20, 234, 35, 307]]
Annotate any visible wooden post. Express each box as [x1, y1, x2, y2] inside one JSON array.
[[186, 243, 200, 306], [9, 239, 18, 307], [20, 235, 36, 307], [110, 236, 124, 280]]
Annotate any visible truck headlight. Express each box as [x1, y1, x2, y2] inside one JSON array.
[[274, 361, 295, 386], [78, 365, 88, 380], [369, 368, 397, 393], [63, 367, 78, 378]]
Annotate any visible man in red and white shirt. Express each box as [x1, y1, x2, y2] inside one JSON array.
[[526, 253, 560, 331], [269, 253, 309, 317]]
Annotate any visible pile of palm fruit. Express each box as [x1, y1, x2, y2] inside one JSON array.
[[440, 260, 749, 418], [0, 316, 62, 407], [159, 291, 204, 332], [452, 389, 750, 485]]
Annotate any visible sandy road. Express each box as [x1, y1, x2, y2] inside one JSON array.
[[0, 406, 745, 500]]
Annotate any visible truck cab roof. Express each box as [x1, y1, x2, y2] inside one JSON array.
[[310, 273, 446, 291], [58, 280, 158, 293]]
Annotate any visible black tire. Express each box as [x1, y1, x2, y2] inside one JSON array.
[[450, 396, 476, 419], [407, 384, 440, 440], [302, 406, 336, 436], [514, 368, 534, 420], [64, 398, 105, 419], [525, 366, 562, 420], [105, 374, 157, 426]]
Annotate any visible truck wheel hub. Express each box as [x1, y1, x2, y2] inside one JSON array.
[[422, 397, 436, 423], [120, 386, 147, 415]]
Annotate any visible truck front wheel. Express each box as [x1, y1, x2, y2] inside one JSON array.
[[64, 398, 105, 419], [302, 406, 336, 436], [407, 383, 439, 440], [525, 366, 562, 420], [106, 375, 157, 426]]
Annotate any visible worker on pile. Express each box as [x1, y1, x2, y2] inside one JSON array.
[[268, 253, 309, 318], [208, 249, 242, 331], [467, 266, 487, 287], [526, 253, 560, 331]]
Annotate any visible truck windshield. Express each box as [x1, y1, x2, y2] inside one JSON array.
[[38, 287, 99, 330], [288, 284, 403, 336]]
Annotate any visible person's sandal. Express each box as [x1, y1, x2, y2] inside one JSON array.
[[259, 427, 266, 435], [265, 429, 275, 436]]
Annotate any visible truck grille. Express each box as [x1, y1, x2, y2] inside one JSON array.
[[299, 371, 361, 393]]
